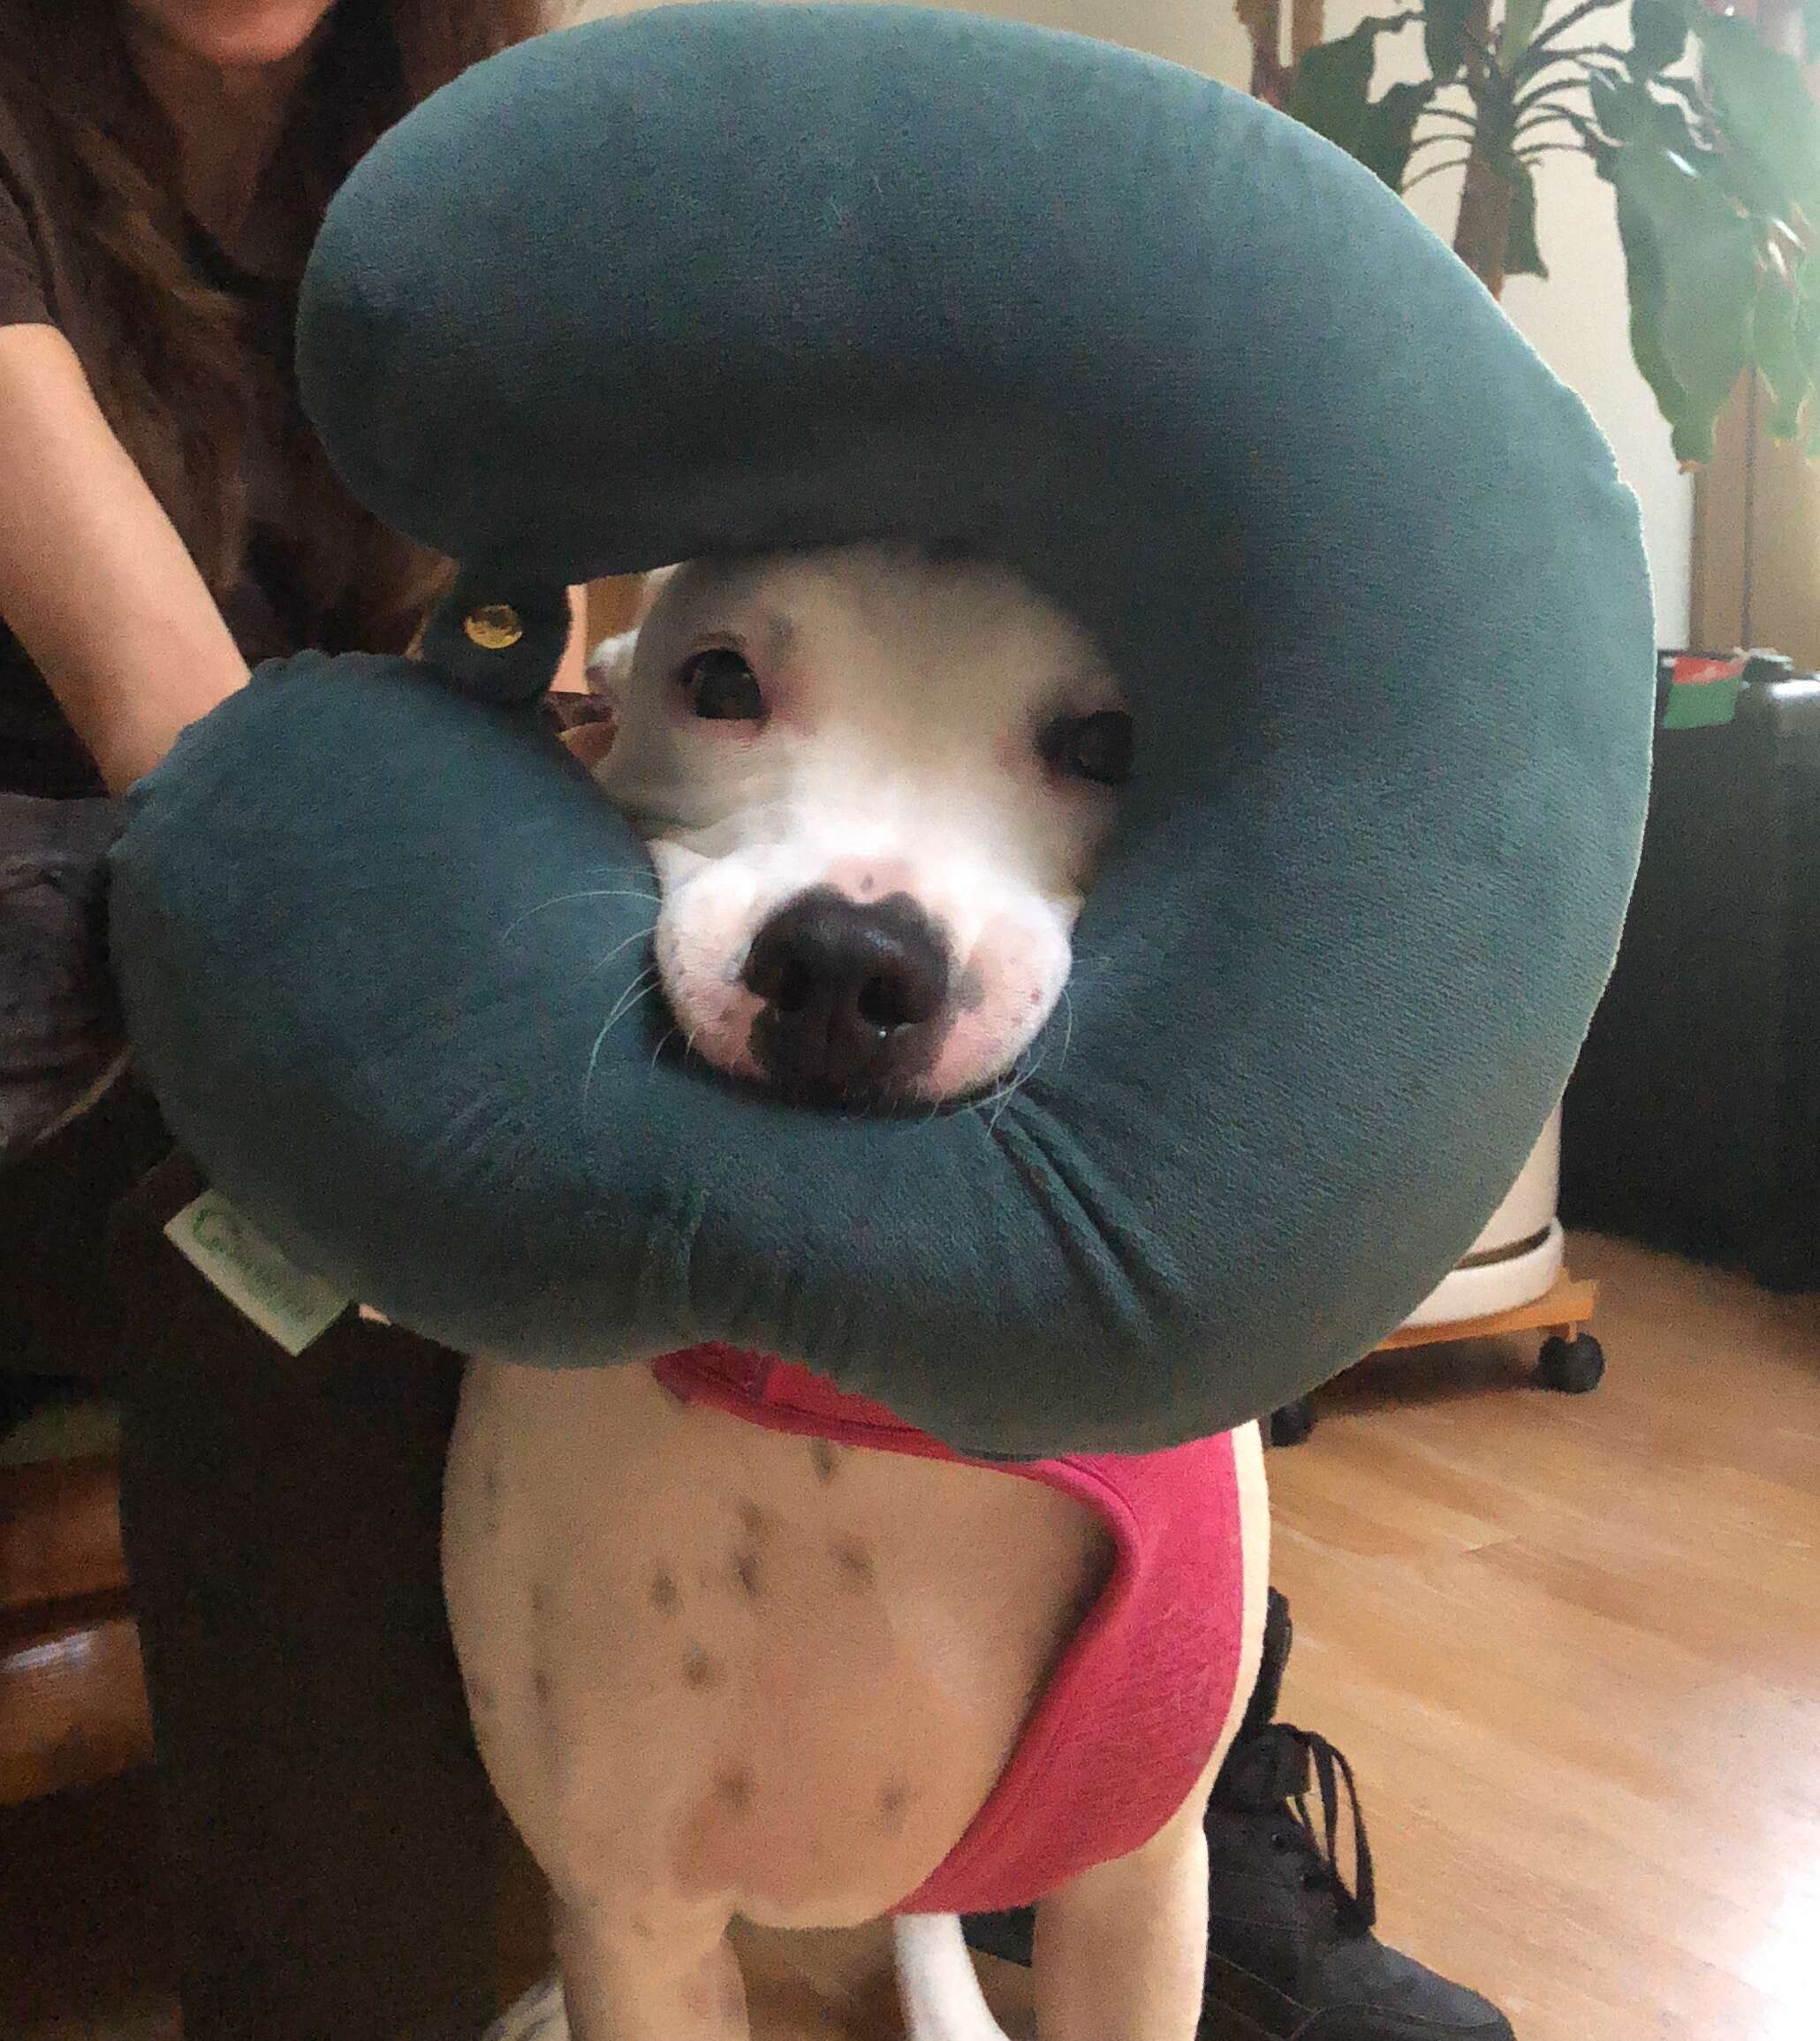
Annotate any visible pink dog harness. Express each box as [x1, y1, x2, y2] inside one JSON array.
[[649, 1344, 1246, 1915]]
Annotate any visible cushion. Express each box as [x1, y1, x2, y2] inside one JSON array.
[[106, 2, 1654, 1455]]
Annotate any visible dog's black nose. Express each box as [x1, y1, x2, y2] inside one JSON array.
[[744, 887, 950, 1102]]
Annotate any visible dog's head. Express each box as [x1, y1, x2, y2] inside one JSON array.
[[580, 543, 1129, 1106]]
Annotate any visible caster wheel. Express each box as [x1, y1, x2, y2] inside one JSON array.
[[1268, 1397, 1316, 1447], [1535, 1333, 1604, 1394]]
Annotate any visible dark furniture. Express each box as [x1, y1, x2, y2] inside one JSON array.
[[1563, 657, 1820, 1292]]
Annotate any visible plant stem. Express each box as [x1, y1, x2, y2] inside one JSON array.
[[1454, 145, 1517, 296], [1513, 49, 1628, 104], [1515, 92, 1589, 122], [1514, 102, 1594, 138], [1450, 0, 1518, 298], [1516, 40, 1632, 81], [1404, 153, 1475, 191], [1525, 0, 1624, 60], [1290, 0, 1329, 64], [1235, 0, 1292, 108], [1408, 128, 1471, 156]]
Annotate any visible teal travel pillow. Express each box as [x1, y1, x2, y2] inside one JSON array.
[[107, 3, 1653, 1455]]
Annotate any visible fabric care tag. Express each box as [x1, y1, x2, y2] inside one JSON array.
[[1660, 653, 1746, 731], [163, 1190, 353, 1354]]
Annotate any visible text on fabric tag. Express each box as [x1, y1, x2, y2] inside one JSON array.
[[163, 1190, 352, 1355]]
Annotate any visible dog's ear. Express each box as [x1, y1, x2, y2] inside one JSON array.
[[633, 564, 679, 619], [585, 624, 638, 689]]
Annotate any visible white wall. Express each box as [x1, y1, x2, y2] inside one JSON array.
[[570, 0, 1691, 639], [571, 0, 1250, 71]]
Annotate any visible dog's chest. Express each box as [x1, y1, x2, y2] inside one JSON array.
[[443, 1356, 1111, 1923]]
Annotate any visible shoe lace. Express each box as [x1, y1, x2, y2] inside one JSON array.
[[1216, 1722, 1378, 1936]]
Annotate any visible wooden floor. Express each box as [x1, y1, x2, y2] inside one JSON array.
[[3, 1230, 1816, 2041], [1267, 1232, 1820, 2041]]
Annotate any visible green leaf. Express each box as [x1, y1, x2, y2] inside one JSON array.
[[1752, 271, 1807, 439], [1424, 0, 1475, 83], [1285, 20, 1382, 156], [1358, 80, 1435, 189], [1630, 0, 1687, 77], [1500, 0, 1549, 76], [1692, 11, 1820, 216], [1588, 68, 1652, 145], [1604, 137, 1759, 462], [1793, 281, 1820, 444], [1505, 155, 1549, 278]]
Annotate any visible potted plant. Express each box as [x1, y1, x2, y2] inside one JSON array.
[[1240, 0, 1818, 462], [1238, 0, 1819, 1354]]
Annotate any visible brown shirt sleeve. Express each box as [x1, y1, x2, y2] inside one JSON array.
[[0, 99, 54, 330]]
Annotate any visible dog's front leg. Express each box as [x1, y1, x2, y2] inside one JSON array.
[[1027, 1793, 1211, 2041], [1024, 1417, 1271, 2041], [554, 1893, 745, 2041]]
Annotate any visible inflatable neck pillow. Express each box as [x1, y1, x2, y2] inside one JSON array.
[[107, 2, 1653, 1455]]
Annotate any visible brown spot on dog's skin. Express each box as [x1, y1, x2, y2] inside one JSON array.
[[830, 1537, 876, 1590], [650, 1568, 681, 1614], [732, 1550, 763, 1599], [879, 1783, 910, 1835], [682, 1645, 724, 1690], [631, 1915, 656, 1941], [467, 1681, 497, 1718], [533, 1667, 553, 1708], [714, 1769, 754, 1815], [810, 1438, 842, 1485], [736, 1499, 774, 1543], [530, 1582, 551, 1619]]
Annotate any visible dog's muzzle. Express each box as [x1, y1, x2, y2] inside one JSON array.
[[743, 886, 950, 1104]]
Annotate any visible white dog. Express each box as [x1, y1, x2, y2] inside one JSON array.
[[444, 544, 1269, 2041]]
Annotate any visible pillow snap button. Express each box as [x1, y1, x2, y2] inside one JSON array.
[[463, 603, 525, 650]]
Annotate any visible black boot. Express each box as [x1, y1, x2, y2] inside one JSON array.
[[961, 1591, 1514, 2040]]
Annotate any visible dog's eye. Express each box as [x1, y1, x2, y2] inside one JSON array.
[[679, 649, 765, 721], [1044, 709, 1134, 787]]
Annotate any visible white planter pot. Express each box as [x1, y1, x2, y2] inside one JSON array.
[[1399, 1105, 1564, 1330]]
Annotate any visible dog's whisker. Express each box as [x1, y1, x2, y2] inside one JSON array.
[[970, 1058, 1025, 1110], [504, 889, 661, 942], [588, 927, 658, 978], [647, 1025, 681, 1077], [583, 969, 663, 1103], [964, 1064, 1023, 1131], [967, 1074, 1013, 1118], [603, 967, 661, 1035], [1056, 985, 1076, 1070], [984, 1044, 1044, 1134]]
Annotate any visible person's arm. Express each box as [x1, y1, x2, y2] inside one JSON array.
[[0, 323, 249, 792], [555, 582, 589, 693]]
